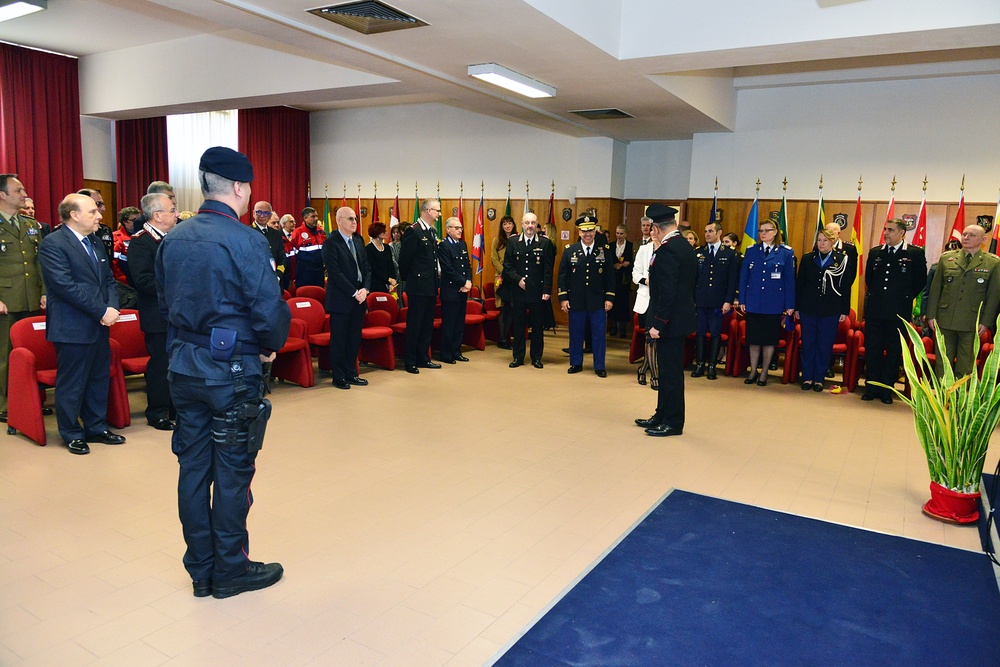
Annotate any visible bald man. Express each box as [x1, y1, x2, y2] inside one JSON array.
[[322, 207, 371, 389], [250, 200, 286, 279]]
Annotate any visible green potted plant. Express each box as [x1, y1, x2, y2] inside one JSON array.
[[873, 316, 1000, 524]]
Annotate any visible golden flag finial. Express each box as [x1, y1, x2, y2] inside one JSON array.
[[818, 174, 824, 190], [890, 175, 896, 192], [857, 175, 862, 192], [782, 176, 788, 192], [961, 174, 966, 192], [755, 178, 761, 193], [923, 175, 928, 192]]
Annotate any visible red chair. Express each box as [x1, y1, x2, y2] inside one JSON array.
[[483, 282, 496, 300], [271, 318, 315, 387], [360, 309, 396, 370], [682, 310, 736, 369], [469, 285, 481, 300], [109, 310, 149, 377], [7, 316, 130, 446], [286, 297, 331, 371], [729, 318, 798, 384], [629, 311, 646, 364], [482, 297, 501, 344], [367, 292, 405, 356], [281, 290, 292, 301], [463, 300, 487, 351], [296, 285, 326, 303]]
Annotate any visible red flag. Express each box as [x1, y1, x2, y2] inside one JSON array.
[[548, 191, 555, 229], [850, 192, 864, 314], [372, 192, 380, 225], [457, 192, 465, 228], [472, 194, 485, 273], [357, 191, 362, 222], [879, 191, 895, 245], [390, 194, 400, 228], [991, 193, 1000, 254], [948, 188, 965, 243], [912, 192, 927, 247]]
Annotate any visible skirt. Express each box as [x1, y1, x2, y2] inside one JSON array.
[[745, 312, 783, 346]]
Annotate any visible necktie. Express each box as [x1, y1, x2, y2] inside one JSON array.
[[10, 214, 19, 231], [709, 245, 715, 258], [83, 237, 98, 269], [526, 238, 532, 249], [764, 246, 771, 258], [585, 246, 591, 257], [967, 253, 974, 264], [889, 246, 896, 259], [347, 237, 361, 281]]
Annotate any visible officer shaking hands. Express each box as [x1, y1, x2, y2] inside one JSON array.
[[155, 147, 291, 600]]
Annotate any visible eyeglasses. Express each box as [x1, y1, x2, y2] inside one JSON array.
[[759, 228, 776, 234], [254, 210, 270, 216]]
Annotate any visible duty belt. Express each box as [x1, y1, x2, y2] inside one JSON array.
[[175, 330, 262, 356]]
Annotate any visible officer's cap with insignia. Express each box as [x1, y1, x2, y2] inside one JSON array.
[[199, 146, 254, 182], [575, 214, 599, 231], [646, 204, 678, 224]]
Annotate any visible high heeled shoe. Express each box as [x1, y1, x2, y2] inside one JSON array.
[[756, 375, 769, 387], [744, 373, 758, 385]]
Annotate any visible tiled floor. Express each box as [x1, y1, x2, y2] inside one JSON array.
[[1, 331, 995, 666]]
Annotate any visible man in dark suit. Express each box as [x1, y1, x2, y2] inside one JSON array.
[[437, 216, 472, 364], [503, 212, 554, 369], [39, 193, 125, 455], [397, 198, 442, 373], [862, 218, 927, 404], [127, 192, 178, 429], [251, 200, 286, 280], [691, 220, 739, 380], [322, 206, 371, 389], [636, 204, 697, 437]]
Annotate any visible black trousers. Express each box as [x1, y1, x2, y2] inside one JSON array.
[[144, 330, 173, 422], [864, 317, 904, 399], [440, 296, 467, 361], [328, 302, 366, 381], [54, 334, 111, 442], [654, 335, 686, 430], [511, 299, 546, 363], [404, 294, 436, 366]]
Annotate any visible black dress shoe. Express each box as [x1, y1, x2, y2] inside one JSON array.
[[405, 365, 420, 374], [455, 355, 470, 362], [497, 342, 511, 350], [861, 393, 876, 401], [532, 360, 544, 369], [149, 418, 175, 431], [801, 382, 813, 391], [42, 407, 53, 415], [509, 360, 523, 368], [0, 410, 6, 423], [595, 369, 607, 378], [346, 376, 368, 386], [812, 383, 823, 393], [881, 396, 893, 405], [706, 366, 717, 380], [635, 416, 660, 428], [332, 379, 351, 389], [420, 361, 442, 369], [756, 376, 768, 387], [441, 358, 456, 364], [212, 561, 283, 599], [192, 580, 212, 598], [67, 439, 90, 455], [744, 374, 758, 385], [567, 365, 583, 374], [86, 430, 126, 445], [645, 423, 682, 437], [690, 363, 705, 378]]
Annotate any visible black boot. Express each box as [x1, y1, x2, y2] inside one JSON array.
[[691, 337, 706, 377], [706, 338, 720, 380]]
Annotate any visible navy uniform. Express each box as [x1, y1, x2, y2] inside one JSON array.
[[558, 215, 616, 376], [691, 240, 739, 379], [862, 241, 926, 402], [156, 147, 291, 599], [397, 214, 440, 372], [437, 232, 472, 363], [503, 231, 555, 367]]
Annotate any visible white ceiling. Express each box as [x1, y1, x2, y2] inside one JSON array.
[[1, 0, 999, 142]]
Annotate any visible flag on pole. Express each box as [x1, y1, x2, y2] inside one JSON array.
[[341, 183, 347, 209], [777, 193, 789, 246], [503, 183, 511, 219], [948, 179, 966, 243], [472, 193, 485, 274], [740, 192, 759, 255], [991, 192, 1000, 254], [435, 184, 443, 238], [812, 180, 826, 248], [709, 183, 718, 227], [371, 191, 380, 227], [850, 191, 864, 314], [322, 194, 332, 235], [912, 190, 927, 248], [547, 190, 556, 232], [879, 182, 895, 245], [457, 189, 465, 228], [390, 193, 400, 228], [412, 184, 420, 225], [356, 186, 362, 224], [524, 182, 530, 219]]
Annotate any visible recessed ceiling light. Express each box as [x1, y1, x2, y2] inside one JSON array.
[[0, 0, 45, 23], [468, 63, 556, 99]]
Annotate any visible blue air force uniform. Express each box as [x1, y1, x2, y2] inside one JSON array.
[[558, 216, 616, 373], [691, 241, 739, 378]]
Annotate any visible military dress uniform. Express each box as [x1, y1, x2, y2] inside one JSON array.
[[398, 220, 440, 371], [795, 249, 851, 387], [738, 242, 796, 345], [558, 220, 616, 375], [692, 241, 739, 379], [862, 242, 927, 401], [925, 248, 1000, 376], [437, 235, 472, 363], [0, 211, 45, 420], [502, 233, 554, 366], [155, 149, 291, 597]]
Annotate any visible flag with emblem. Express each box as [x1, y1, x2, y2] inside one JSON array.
[[390, 193, 399, 228], [879, 189, 895, 245], [912, 190, 927, 248], [812, 187, 826, 247], [322, 195, 331, 235], [851, 192, 864, 314], [740, 194, 759, 255], [504, 189, 511, 219], [709, 189, 718, 227], [991, 193, 1000, 254], [472, 193, 485, 274], [948, 184, 965, 243], [412, 186, 420, 225]]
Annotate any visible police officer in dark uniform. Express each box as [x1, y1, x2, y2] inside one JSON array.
[[437, 216, 472, 364], [398, 198, 442, 373], [558, 215, 616, 376], [691, 220, 739, 380], [503, 212, 554, 368], [861, 218, 926, 404], [155, 147, 291, 599]]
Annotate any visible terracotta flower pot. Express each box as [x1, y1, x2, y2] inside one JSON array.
[[922, 481, 980, 525]]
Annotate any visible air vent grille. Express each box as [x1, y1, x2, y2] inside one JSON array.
[[309, 1, 427, 35], [569, 108, 634, 120]]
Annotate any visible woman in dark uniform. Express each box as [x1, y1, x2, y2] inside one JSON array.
[[737, 220, 795, 385], [795, 227, 850, 391]]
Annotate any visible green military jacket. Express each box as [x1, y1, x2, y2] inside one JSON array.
[[0, 212, 45, 312], [926, 249, 1000, 332]]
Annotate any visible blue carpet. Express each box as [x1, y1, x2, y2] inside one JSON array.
[[492, 490, 1000, 666]]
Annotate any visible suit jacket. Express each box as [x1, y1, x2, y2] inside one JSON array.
[[0, 212, 45, 312], [398, 221, 439, 297], [39, 225, 119, 344], [694, 243, 739, 309], [795, 250, 851, 317], [322, 231, 372, 314], [437, 237, 472, 301], [503, 234, 554, 303], [926, 249, 1000, 331], [557, 242, 616, 311], [632, 241, 654, 314], [253, 223, 286, 275], [648, 232, 697, 337], [864, 242, 927, 321], [125, 227, 167, 333]]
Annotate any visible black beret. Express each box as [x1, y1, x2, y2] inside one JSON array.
[[646, 204, 677, 224], [575, 214, 599, 230], [199, 146, 254, 182]]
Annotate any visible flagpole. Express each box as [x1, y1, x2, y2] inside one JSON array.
[[479, 180, 485, 291]]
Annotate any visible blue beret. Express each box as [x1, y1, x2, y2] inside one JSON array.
[[199, 146, 254, 182]]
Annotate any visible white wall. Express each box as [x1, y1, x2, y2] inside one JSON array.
[[310, 103, 624, 200], [624, 140, 693, 200], [81, 116, 115, 182], [689, 72, 1000, 203]]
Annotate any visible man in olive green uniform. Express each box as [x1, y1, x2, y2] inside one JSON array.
[[926, 224, 1000, 376], [0, 174, 46, 422]]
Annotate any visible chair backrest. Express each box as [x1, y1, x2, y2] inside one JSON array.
[[834, 317, 853, 345], [469, 285, 481, 300], [282, 290, 292, 301], [367, 292, 399, 321], [285, 297, 327, 335], [296, 285, 326, 302], [9, 316, 57, 370], [466, 300, 484, 315], [364, 309, 392, 327], [109, 310, 147, 359], [484, 282, 496, 299]]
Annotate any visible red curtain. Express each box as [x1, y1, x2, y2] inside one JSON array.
[[115, 117, 168, 210], [238, 107, 310, 224], [0, 43, 83, 227]]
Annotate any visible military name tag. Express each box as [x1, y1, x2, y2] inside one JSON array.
[[771, 272, 781, 279]]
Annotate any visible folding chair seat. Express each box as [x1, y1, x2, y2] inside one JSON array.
[[360, 309, 396, 370], [463, 300, 487, 351], [109, 310, 149, 376], [271, 318, 315, 387], [286, 297, 331, 371]]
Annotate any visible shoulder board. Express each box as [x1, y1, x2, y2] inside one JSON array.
[[780, 243, 792, 250], [132, 229, 149, 239]]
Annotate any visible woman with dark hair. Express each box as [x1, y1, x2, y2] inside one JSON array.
[[795, 227, 851, 391], [491, 215, 517, 348], [365, 221, 397, 293], [722, 232, 741, 255]]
